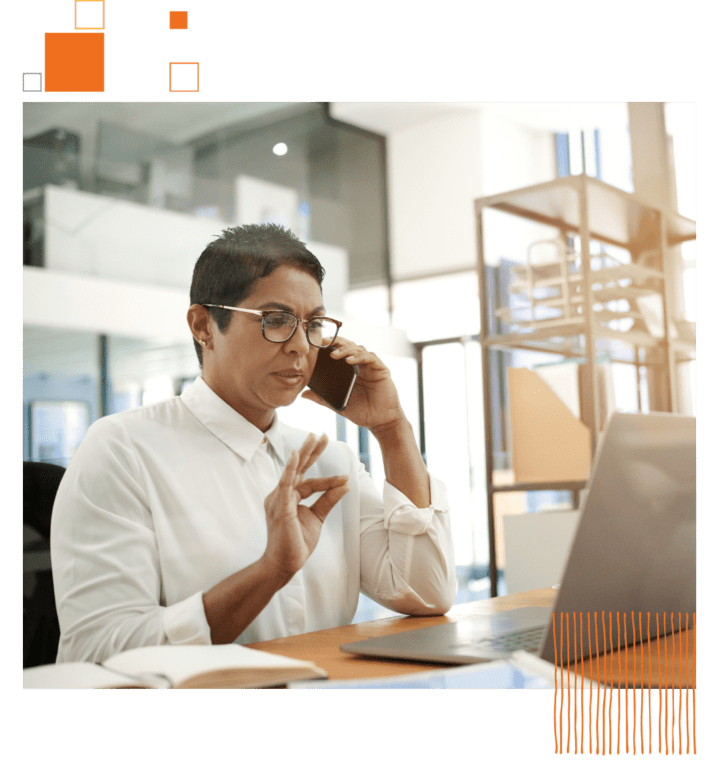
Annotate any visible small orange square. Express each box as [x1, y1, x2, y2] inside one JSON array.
[[170, 11, 188, 29], [45, 33, 104, 92], [169, 61, 200, 93], [74, 0, 105, 32]]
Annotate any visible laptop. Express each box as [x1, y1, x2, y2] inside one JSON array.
[[340, 411, 696, 666]]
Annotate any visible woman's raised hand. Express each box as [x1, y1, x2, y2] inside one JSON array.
[[262, 432, 349, 581]]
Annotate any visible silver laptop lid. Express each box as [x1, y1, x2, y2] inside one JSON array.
[[539, 411, 696, 663]]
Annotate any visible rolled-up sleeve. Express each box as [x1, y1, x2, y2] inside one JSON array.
[[358, 466, 456, 616], [51, 419, 211, 664]]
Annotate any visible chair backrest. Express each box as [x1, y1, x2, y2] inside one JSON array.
[[23, 461, 66, 668], [23, 461, 66, 540]]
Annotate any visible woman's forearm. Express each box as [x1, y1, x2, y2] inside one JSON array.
[[202, 556, 290, 644], [371, 415, 430, 508]]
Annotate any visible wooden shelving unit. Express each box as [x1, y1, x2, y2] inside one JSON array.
[[475, 174, 696, 596]]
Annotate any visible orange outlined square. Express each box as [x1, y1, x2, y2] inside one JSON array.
[[75, 0, 105, 30], [73, 0, 105, 32], [170, 61, 200, 93], [170, 11, 188, 29], [45, 33, 104, 92]]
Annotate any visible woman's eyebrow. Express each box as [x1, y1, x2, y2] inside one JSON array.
[[257, 301, 326, 315]]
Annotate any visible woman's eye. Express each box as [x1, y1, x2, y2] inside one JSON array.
[[265, 315, 290, 328]]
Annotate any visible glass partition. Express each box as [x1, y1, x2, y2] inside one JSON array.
[[23, 327, 100, 466], [23, 103, 389, 288]]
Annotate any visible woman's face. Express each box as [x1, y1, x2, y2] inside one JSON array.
[[202, 265, 324, 431]]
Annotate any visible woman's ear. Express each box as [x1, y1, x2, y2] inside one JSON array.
[[187, 304, 212, 348]]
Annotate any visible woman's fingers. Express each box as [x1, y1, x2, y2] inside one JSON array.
[[272, 449, 299, 505], [295, 474, 349, 500], [296, 432, 329, 475], [329, 338, 385, 371], [310, 481, 351, 523], [274, 437, 347, 521]]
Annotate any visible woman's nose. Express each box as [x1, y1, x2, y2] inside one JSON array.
[[284, 321, 312, 354]]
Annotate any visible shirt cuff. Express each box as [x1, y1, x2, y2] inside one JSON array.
[[163, 591, 213, 645], [383, 473, 450, 536]]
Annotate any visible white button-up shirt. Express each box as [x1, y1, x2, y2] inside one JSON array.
[[51, 377, 456, 663]]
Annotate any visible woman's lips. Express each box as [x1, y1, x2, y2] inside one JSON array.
[[272, 370, 304, 385]]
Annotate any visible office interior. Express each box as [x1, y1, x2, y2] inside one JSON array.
[[23, 102, 696, 655]]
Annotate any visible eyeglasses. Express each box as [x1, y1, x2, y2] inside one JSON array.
[[202, 305, 342, 348]]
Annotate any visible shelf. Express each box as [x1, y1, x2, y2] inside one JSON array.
[[486, 320, 661, 348], [495, 285, 659, 317], [491, 481, 586, 493], [510, 261, 664, 291], [476, 174, 696, 599], [475, 174, 696, 250]]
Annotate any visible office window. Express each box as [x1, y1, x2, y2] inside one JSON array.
[[555, 105, 633, 192], [391, 271, 479, 342], [23, 327, 100, 466], [28, 400, 89, 466], [665, 102, 696, 416]]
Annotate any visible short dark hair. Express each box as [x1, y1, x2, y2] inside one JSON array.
[[189, 223, 325, 367]]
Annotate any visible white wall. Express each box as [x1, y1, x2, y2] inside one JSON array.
[[387, 110, 484, 279], [477, 110, 556, 197], [41, 184, 349, 314], [44, 185, 222, 290], [23, 266, 412, 362], [386, 108, 557, 278], [24, 267, 192, 341]]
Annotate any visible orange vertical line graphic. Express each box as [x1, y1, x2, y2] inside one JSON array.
[[647, 613, 652, 754], [684, 613, 691, 754], [657, 612, 663, 754], [559, 611, 564, 754], [678, 613, 683, 754], [580, 612, 584, 754], [566, 611, 571, 754], [671, 612, 676, 755], [595, 612, 600, 752], [639, 611, 644, 754], [573, 611, 578, 754], [659, 612, 663, 754], [612, 612, 617, 753], [588, 613, 593, 755], [692, 612, 696, 754], [623, 611, 628, 753], [632, 610, 637, 754], [553, 612, 558, 754], [664, 611, 669, 755], [601, 611, 607, 755]]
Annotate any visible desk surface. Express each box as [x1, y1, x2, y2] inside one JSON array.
[[247, 588, 550, 681], [247, 588, 695, 687]]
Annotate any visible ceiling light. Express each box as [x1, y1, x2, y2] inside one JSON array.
[[273, 142, 288, 156]]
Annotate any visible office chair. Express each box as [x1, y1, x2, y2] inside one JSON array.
[[23, 461, 65, 668]]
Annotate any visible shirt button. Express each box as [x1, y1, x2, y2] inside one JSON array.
[[261, 437, 267, 444]]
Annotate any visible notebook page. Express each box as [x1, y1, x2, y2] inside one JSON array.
[[23, 662, 141, 688], [104, 644, 314, 686]]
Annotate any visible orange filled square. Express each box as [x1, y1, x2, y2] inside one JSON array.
[[45, 33, 104, 92], [170, 11, 188, 29]]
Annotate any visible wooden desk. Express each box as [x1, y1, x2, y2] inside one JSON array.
[[247, 587, 695, 687], [247, 588, 550, 681]]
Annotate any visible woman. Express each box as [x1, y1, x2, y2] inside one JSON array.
[[51, 224, 455, 663]]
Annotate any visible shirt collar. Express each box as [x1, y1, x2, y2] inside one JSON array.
[[180, 376, 286, 464]]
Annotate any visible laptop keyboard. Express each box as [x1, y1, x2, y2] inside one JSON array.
[[473, 625, 546, 653]]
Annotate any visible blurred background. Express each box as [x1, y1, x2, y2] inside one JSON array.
[[23, 101, 696, 623]]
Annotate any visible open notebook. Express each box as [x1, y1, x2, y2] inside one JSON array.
[[23, 644, 328, 689]]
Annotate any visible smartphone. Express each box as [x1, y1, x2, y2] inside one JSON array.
[[308, 347, 359, 412]]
